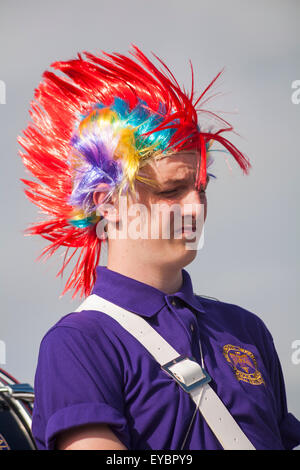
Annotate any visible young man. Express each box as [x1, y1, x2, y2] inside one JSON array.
[[19, 46, 300, 450]]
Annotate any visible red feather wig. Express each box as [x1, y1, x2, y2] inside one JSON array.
[[18, 45, 251, 299]]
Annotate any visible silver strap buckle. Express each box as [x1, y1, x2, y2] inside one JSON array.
[[161, 355, 211, 393]]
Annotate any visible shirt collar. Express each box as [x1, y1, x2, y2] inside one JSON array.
[[91, 265, 206, 318]]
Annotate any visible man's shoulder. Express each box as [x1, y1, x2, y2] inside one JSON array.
[[36, 307, 127, 375], [195, 294, 273, 341], [40, 307, 112, 346]]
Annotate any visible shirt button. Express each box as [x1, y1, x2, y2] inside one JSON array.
[[190, 323, 194, 332], [171, 299, 177, 307]]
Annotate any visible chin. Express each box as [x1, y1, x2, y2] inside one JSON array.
[[182, 247, 198, 265], [168, 243, 198, 269]]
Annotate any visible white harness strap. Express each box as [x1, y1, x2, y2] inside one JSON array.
[[75, 294, 255, 450]]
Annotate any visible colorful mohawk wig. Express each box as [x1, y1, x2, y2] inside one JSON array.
[[18, 45, 251, 299]]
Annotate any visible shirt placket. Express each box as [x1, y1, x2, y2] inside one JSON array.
[[167, 297, 200, 359]]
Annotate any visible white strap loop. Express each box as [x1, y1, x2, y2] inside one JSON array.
[[168, 358, 205, 386]]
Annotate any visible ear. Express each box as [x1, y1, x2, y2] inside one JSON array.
[[93, 183, 119, 223]]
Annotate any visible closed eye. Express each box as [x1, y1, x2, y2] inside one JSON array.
[[159, 186, 186, 197], [159, 188, 206, 199], [160, 189, 179, 195], [158, 176, 209, 197]]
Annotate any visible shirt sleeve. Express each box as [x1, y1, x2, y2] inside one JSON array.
[[31, 324, 130, 450], [263, 327, 300, 450]]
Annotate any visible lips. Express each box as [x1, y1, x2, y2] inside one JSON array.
[[174, 224, 197, 235], [181, 222, 198, 233]]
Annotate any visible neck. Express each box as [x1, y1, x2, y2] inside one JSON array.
[[106, 243, 183, 294]]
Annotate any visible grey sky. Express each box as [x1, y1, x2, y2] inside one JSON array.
[[0, 0, 299, 443]]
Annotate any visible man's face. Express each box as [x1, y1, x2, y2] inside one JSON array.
[[104, 150, 208, 270]]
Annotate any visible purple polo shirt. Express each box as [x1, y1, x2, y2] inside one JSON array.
[[31, 266, 300, 450]]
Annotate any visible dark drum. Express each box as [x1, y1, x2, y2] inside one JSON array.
[[0, 367, 37, 450]]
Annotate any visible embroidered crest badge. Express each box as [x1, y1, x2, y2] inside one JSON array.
[[0, 433, 10, 450], [223, 344, 265, 386]]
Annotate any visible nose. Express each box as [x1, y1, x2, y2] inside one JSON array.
[[183, 187, 204, 204], [181, 188, 207, 225]]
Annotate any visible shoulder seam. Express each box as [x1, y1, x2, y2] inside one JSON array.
[[41, 322, 103, 345], [195, 294, 220, 302]]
